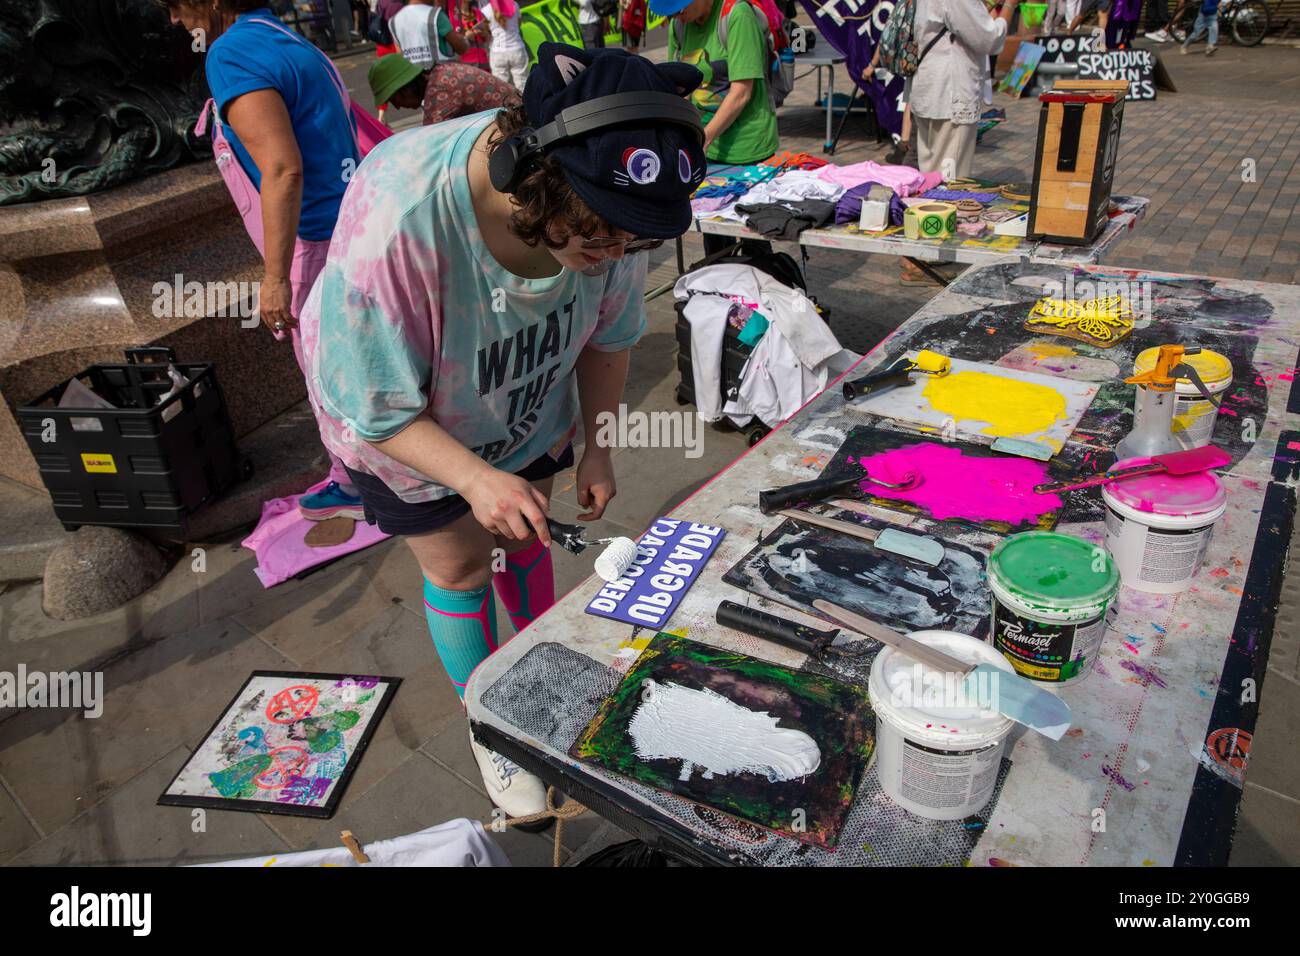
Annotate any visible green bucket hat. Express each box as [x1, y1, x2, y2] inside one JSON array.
[[369, 55, 424, 107]]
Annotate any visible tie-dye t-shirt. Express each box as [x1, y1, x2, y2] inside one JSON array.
[[298, 110, 647, 504]]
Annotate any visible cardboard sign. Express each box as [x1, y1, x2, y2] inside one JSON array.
[[1039, 34, 1159, 101], [998, 41, 1046, 97], [1077, 49, 1158, 100], [585, 517, 725, 628]]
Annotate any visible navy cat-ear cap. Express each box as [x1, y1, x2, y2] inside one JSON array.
[[522, 43, 707, 239]]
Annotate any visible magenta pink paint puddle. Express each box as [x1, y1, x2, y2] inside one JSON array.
[[852, 442, 1062, 524]]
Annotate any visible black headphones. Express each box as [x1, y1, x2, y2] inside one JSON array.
[[488, 91, 705, 194]]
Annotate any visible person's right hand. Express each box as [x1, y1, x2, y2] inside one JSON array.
[[463, 466, 553, 547]]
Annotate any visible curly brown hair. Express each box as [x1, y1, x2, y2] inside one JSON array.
[[490, 102, 606, 250]]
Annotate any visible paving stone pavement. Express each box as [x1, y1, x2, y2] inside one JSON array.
[[1, 30, 1297, 867]]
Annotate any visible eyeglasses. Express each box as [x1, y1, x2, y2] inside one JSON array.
[[579, 236, 664, 254]]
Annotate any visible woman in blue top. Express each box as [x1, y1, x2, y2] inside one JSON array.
[[160, 1, 366, 520]]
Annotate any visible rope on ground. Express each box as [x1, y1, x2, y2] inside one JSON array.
[[488, 787, 588, 867]]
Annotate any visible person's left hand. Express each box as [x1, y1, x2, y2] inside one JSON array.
[[258, 274, 296, 335], [576, 450, 616, 521]]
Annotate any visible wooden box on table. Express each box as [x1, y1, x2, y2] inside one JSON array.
[[1028, 79, 1129, 245]]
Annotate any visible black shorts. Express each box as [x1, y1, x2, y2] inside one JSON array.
[[345, 445, 575, 537]]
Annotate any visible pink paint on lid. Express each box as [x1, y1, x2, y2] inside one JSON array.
[[1102, 456, 1227, 516]]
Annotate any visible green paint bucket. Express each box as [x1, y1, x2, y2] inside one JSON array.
[[986, 531, 1120, 685]]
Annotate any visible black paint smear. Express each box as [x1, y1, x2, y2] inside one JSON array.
[[943, 263, 1222, 305], [1175, 431, 1297, 866], [723, 516, 992, 638]]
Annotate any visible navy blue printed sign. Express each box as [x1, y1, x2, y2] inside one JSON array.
[[798, 0, 904, 138], [585, 517, 726, 628]]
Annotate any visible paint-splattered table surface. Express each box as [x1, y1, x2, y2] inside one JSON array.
[[466, 261, 1298, 866], [691, 196, 1149, 268]]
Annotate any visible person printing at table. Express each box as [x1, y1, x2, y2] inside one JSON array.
[[296, 44, 706, 822]]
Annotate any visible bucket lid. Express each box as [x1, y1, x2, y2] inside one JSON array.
[[1101, 458, 1227, 517], [1133, 347, 1232, 388], [987, 531, 1119, 613], [868, 630, 1014, 731]]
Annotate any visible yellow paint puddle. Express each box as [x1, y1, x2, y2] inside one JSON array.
[[922, 370, 1068, 438]]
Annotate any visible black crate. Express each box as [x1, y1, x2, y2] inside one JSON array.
[[673, 304, 756, 410], [18, 347, 246, 531]]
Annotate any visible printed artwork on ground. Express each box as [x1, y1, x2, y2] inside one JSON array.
[[158, 672, 400, 818]]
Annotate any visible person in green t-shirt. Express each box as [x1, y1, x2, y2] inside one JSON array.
[[652, 0, 779, 166]]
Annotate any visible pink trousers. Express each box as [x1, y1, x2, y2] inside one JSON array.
[[288, 238, 351, 487]]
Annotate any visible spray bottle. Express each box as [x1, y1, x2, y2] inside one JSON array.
[[1115, 344, 1220, 461]]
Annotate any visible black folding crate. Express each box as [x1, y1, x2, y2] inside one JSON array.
[[18, 347, 246, 531]]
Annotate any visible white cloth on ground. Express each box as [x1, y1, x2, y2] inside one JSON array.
[[199, 820, 511, 867], [674, 264, 859, 427]]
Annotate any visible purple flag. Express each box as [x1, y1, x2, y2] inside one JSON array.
[[797, 0, 904, 138]]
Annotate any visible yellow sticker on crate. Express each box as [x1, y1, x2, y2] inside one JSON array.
[[81, 453, 117, 474]]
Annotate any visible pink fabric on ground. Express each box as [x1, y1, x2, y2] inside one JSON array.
[[241, 479, 390, 588]]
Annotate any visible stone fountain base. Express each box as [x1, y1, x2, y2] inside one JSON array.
[[0, 160, 308, 490]]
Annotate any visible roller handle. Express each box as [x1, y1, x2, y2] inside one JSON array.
[[716, 600, 837, 655], [545, 517, 590, 555], [842, 359, 914, 402], [759, 475, 859, 515]]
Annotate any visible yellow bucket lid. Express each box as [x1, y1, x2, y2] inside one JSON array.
[[1133, 347, 1233, 389]]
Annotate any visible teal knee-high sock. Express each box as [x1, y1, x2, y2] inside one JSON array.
[[422, 578, 499, 699]]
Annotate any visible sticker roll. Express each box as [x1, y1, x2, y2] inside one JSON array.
[[903, 202, 959, 240]]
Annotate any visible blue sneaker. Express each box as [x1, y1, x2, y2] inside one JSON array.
[[298, 481, 365, 521]]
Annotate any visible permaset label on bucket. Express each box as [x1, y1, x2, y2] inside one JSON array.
[[585, 517, 725, 629], [991, 604, 1107, 683]]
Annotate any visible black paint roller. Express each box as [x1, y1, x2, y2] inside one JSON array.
[[716, 600, 868, 658], [841, 350, 952, 401], [758, 470, 920, 516], [544, 517, 616, 555]]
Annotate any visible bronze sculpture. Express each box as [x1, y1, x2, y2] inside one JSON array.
[[0, 0, 209, 205]]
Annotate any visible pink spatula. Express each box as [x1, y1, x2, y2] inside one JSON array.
[[1034, 445, 1231, 495]]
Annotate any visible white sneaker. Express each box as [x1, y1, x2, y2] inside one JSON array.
[[1144, 29, 1170, 42], [470, 731, 547, 819]]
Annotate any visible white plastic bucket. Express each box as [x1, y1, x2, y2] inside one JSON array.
[[1132, 347, 1232, 451], [868, 630, 1015, 821], [1102, 462, 1227, 594]]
